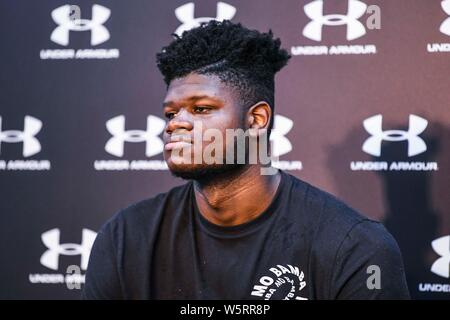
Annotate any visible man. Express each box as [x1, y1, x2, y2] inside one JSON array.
[[83, 20, 410, 299]]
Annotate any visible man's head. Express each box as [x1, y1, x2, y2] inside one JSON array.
[[156, 20, 290, 181]]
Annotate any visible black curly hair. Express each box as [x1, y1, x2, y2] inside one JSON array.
[[156, 20, 291, 131]]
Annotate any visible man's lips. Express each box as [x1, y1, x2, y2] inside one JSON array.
[[164, 136, 192, 151]]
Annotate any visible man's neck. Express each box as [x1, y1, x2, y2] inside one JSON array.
[[193, 165, 281, 227]]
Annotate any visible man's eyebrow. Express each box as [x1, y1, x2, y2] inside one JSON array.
[[162, 95, 221, 108]]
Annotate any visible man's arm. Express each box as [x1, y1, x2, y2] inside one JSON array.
[[330, 220, 410, 299], [82, 223, 123, 299]]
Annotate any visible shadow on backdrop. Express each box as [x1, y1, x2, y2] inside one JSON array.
[[326, 118, 449, 299]]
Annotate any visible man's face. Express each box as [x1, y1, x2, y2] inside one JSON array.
[[162, 72, 246, 180]]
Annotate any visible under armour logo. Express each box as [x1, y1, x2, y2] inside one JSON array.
[[440, 0, 450, 36], [303, 0, 367, 41], [174, 2, 236, 37], [362, 114, 428, 157], [50, 4, 111, 46], [40, 228, 97, 271], [105, 115, 166, 157], [431, 235, 450, 278], [270, 115, 293, 157], [0, 116, 42, 157]]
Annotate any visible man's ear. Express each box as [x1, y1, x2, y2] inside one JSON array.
[[246, 101, 272, 130]]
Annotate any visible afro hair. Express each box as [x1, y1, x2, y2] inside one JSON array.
[[156, 20, 291, 129]]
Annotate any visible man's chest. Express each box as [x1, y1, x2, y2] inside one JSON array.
[[150, 231, 313, 300]]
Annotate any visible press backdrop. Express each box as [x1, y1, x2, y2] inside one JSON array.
[[0, 0, 449, 299]]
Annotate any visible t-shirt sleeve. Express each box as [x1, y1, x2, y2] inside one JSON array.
[[330, 220, 410, 300], [81, 221, 123, 299]]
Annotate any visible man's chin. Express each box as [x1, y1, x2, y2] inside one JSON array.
[[168, 163, 245, 182]]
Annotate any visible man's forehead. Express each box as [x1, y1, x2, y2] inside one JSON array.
[[170, 72, 218, 85], [164, 73, 230, 103]]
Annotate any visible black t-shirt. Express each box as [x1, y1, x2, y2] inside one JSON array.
[[82, 170, 410, 300]]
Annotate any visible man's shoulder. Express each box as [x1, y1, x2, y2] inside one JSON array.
[[286, 172, 369, 229], [284, 173, 403, 275], [285, 172, 399, 258], [102, 181, 192, 232]]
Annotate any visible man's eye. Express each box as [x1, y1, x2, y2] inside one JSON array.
[[165, 112, 176, 119], [193, 106, 212, 113]]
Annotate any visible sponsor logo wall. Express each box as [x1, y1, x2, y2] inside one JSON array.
[[0, 0, 448, 299]]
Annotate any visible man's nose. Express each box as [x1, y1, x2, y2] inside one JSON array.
[[165, 109, 194, 134]]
